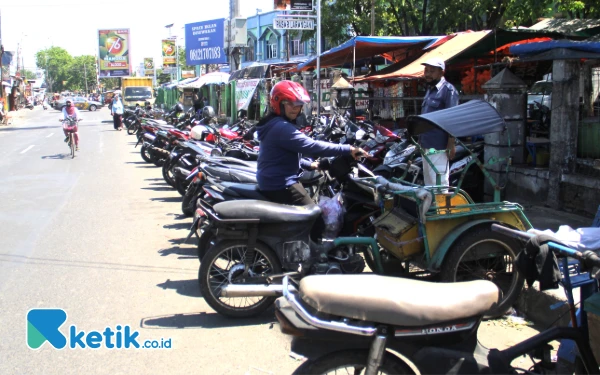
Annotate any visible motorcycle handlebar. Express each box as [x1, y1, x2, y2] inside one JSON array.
[[490, 224, 600, 269]]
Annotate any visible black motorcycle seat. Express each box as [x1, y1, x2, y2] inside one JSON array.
[[214, 200, 321, 223], [299, 274, 500, 327], [204, 165, 257, 183], [221, 183, 267, 200], [451, 145, 469, 162]]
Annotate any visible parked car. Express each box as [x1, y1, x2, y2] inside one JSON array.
[[73, 96, 103, 111], [53, 97, 74, 110]]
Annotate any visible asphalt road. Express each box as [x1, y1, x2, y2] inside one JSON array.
[[0, 107, 552, 374], [0, 107, 299, 374]]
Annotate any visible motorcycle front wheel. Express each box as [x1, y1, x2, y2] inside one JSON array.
[[293, 350, 414, 375], [198, 240, 282, 318]]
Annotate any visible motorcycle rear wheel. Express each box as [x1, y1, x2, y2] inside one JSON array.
[[162, 162, 177, 188], [198, 240, 282, 318], [292, 349, 414, 375], [140, 145, 153, 163]]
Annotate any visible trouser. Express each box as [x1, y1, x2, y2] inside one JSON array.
[[261, 183, 324, 239], [113, 114, 122, 129], [422, 151, 449, 187], [63, 124, 79, 146]]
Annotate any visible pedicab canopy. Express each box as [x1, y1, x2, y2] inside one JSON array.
[[406, 100, 506, 138]]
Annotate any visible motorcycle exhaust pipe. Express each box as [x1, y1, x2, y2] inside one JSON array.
[[150, 147, 171, 156], [220, 284, 296, 297]]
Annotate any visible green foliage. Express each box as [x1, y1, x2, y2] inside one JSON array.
[[23, 69, 37, 80], [100, 78, 121, 91], [35, 46, 73, 93], [316, 0, 599, 44]]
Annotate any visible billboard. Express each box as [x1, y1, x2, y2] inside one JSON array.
[[144, 57, 154, 76], [184, 18, 227, 66], [162, 39, 176, 68], [98, 29, 131, 77], [274, 0, 313, 10]]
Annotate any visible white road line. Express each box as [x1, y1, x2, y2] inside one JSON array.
[[20, 145, 35, 154], [46, 133, 54, 138]]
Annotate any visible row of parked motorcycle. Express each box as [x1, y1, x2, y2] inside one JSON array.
[[117, 105, 540, 374]]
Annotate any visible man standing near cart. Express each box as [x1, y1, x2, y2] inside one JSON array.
[[420, 57, 459, 187]]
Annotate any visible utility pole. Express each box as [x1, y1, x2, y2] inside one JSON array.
[[83, 63, 89, 94], [228, 0, 241, 71]]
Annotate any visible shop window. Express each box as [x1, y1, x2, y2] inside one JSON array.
[[267, 34, 278, 59]]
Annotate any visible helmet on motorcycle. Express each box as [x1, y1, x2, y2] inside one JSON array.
[[270, 80, 310, 116], [190, 124, 209, 141], [202, 106, 215, 120], [174, 103, 184, 113]]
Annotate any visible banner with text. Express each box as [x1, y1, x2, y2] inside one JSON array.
[[144, 57, 154, 77], [274, 0, 313, 10], [162, 39, 176, 67], [98, 29, 131, 77], [185, 19, 227, 66], [236, 79, 261, 111]]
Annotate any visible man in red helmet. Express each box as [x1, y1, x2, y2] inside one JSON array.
[[257, 80, 364, 206]]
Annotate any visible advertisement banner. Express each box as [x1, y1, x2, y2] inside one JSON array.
[[275, 0, 313, 10], [162, 39, 176, 67], [144, 57, 154, 76], [184, 19, 227, 66], [98, 29, 131, 77], [235, 79, 261, 111]]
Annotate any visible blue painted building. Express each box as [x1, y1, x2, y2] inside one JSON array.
[[242, 11, 315, 67]]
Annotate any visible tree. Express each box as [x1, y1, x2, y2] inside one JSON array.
[[99, 77, 121, 91], [23, 69, 37, 80], [35, 47, 73, 93], [68, 55, 97, 93]]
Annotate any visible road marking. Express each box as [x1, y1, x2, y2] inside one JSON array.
[[20, 145, 35, 154], [46, 133, 54, 138]]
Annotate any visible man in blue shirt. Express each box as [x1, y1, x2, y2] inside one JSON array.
[[419, 58, 459, 186]]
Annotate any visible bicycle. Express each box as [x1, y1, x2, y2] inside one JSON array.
[[60, 117, 81, 158]]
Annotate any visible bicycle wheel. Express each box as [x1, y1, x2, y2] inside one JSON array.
[[70, 134, 75, 158]]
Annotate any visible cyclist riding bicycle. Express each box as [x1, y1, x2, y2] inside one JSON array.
[[61, 99, 81, 151]]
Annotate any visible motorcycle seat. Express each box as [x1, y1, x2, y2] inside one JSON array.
[[213, 200, 321, 224], [147, 119, 168, 126], [204, 165, 257, 183], [221, 183, 267, 200], [299, 274, 500, 327]]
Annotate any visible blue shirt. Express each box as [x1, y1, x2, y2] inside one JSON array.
[[257, 116, 351, 191], [419, 77, 459, 150], [111, 98, 124, 115]]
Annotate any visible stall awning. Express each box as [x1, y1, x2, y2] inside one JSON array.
[[357, 31, 491, 81], [295, 36, 443, 71], [510, 40, 600, 55], [178, 72, 230, 89]]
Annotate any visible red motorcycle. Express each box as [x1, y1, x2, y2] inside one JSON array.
[[359, 122, 403, 169]]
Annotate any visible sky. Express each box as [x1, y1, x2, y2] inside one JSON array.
[[0, 0, 275, 72]]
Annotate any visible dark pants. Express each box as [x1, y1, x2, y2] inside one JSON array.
[[261, 183, 324, 239], [113, 114, 122, 130], [261, 183, 314, 206]]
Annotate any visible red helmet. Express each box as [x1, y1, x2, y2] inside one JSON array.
[[270, 80, 311, 116]]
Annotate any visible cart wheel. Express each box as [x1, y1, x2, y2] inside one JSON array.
[[440, 225, 524, 319]]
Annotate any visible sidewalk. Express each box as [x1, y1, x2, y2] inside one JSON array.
[[515, 204, 595, 327], [1, 108, 31, 127]]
